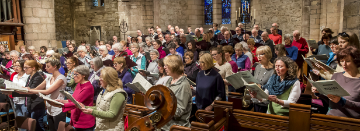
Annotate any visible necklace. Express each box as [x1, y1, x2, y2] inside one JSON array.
[[204, 69, 212, 76]]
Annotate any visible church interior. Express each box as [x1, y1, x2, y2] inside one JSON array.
[[0, 0, 360, 131]]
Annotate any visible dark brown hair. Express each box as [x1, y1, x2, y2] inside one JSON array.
[[222, 45, 234, 55], [337, 46, 360, 68], [67, 56, 79, 67], [210, 47, 226, 66], [22, 54, 34, 60], [187, 40, 196, 53]]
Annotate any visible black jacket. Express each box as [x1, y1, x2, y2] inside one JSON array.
[[12, 72, 45, 112]]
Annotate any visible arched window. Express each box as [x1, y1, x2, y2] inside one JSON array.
[[222, 0, 231, 24], [204, 0, 213, 25]]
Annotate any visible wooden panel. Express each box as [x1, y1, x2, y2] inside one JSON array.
[[0, 35, 11, 50]]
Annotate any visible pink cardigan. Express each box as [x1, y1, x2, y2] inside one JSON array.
[[62, 82, 95, 129]]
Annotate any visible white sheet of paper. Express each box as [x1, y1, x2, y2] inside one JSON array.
[[39, 93, 64, 105]]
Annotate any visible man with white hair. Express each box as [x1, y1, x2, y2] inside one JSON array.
[[166, 25, 172, 34], [137, 29, 145, 42], [77, 45, 92, 68], [233, 27, 244, 42], [219, 31, 235, 47], [253, 24, 263, 37], [187, 26, 194, 35], [260, 32, 276, 62], [217, 26, 228, 40], [113, 36, 118, 43], [291, 30, 309, 68], [272, 23, 282, 36], [250, 29, 262, 44], [238, 23, 245, 33], [199, 27, 204, 35], [170, 27, 178, 36]]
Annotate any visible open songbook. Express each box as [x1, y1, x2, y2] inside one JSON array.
[[225, 71, 259, 89], [60, 90, 82, 109], [305, 75, 350, 97], [3, 80, 28, 92], [38, 93, 64, 106], [138, 69, 159, 79], [307, 54, 329, 61], [125, 74, 152, 94], [302, 55, 335, 72], [1, 65, 15, 74], [245, 84, 268, 100]]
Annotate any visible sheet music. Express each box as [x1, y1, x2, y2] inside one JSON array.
[[60, 90, 82, 109], [38, 93, 64, 105], [246, 84, 268, 100], [125, 74, 153, 94], [225, 71, 259, 89], [4, 80, 28, 92], [1, 65, 15, 74]]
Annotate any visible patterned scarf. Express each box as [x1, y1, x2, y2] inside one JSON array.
[[262, 74, 298, 95]]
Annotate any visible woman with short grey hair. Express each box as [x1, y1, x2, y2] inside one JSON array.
[[284, 34, 298, 61], [77, 45, 91, 67], [73, 65, 90, 80], [98, 45, 112, 61], [28, 46, 36, 55], [138, 42, 146, 55], [144, 39, 154, 53], [89, 57, 105, 102], [140, 49, 159, 84]]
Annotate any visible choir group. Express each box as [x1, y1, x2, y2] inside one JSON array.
[[0, 23, 359, 131]]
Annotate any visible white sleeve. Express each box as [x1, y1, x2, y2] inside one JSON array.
[[282, 80, 301, 108]]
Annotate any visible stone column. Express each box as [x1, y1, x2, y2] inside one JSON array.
[[22, 0, 57, 49]]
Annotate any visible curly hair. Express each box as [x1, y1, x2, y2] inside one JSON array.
[[337, 46, 360, 68], [273, 56, 298, 80]]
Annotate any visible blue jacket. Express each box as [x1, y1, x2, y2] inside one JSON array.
[[118, 68, 134, 104], [285, 46, 298, 61], [176, 46, 184, 57], [231, 53, 249, 70]]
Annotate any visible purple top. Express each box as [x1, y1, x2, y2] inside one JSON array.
[[62, 82, 95, 128], [321, 72, 360, 118], [228, 60, 238, 73]]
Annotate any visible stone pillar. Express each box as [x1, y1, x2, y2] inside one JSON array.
[[22, 0, 57, 49], [309, 0, 321, 41], [213, 0, 222, 26]]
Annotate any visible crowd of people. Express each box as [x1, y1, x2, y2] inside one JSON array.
[[0, 22, 359, 131]]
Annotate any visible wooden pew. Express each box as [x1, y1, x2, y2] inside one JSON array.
[[132, 93, 145, 106], [170, 101, 232, 131], [124, 104, 152, 126]]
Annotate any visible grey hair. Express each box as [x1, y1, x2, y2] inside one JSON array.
[[149, 49, 159, 57], [46, 50, 55, 56], [45, 57, 61, 69], [99, 45, 108, 54], [238, 23, 243, 26], [284, 34, 293, 43], [293, 30, 300, 35], [77, 45, 87, 53], [28, 46, 35, 50], [145, 36, 152, 41], [139, 42, 146, 49], [220, 26, 228, 31], [73, 65, 90, 80], [112, 43, 123, 51], [85, 44, 91, 47], [241, 42, 250, 51], [10, 50, 20, 57], [90, 57, 103, 69]]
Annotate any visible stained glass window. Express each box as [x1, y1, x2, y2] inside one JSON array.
[[222, 0, 231, 24], [93, 0, 104, 7], [240, 0, 250, 23], [204, 0, 213, 25]]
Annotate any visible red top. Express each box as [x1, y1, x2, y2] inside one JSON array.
[[269, 34, 282, 45], [125, 47, 133, 55], [228, 60, 238, 73], [291, 37, 309, 67], [62, 82, 95, 129], [251, 47, 258, 71], [157, 48, 166, 59]]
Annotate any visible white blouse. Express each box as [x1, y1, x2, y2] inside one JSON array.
[[12, 73, 29, 104], [264, 80, 301, 108], [45, 74, 67, 116]]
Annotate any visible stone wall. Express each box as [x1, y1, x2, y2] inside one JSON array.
[[22, 0, 57, 49], [154, 0, 203, 33], [319, 0, 343, 38], [343, 0, 360, 40], [251, 0, 303, 40], [54, 0, 74, 41]]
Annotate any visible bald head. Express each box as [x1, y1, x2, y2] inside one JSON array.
[[238, 23, 244, 28], [243, 34, 250, 41], [261, 32, 269, 41], [272, 23, 279, 28], [224, 31, 231, 40], [293, 30, 300, 41]]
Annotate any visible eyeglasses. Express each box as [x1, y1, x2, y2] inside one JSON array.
[[74, 73, 80, 77], [113, 63, 119, 66], [211, 53, 218, 56], [23, 67, 31, 70], [13, 65, 20, 68], [338, 32, 349, 37], [66, 62, 73, 65]]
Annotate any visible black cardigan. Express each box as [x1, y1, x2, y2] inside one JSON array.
[[12, 72, 46, 112]]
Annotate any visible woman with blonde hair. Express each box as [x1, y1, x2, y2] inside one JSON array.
[[81, 67, 127, 131], [25, 57, 67, 131], [195, 53, 226, 111], [162, 55, 192, 130]]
